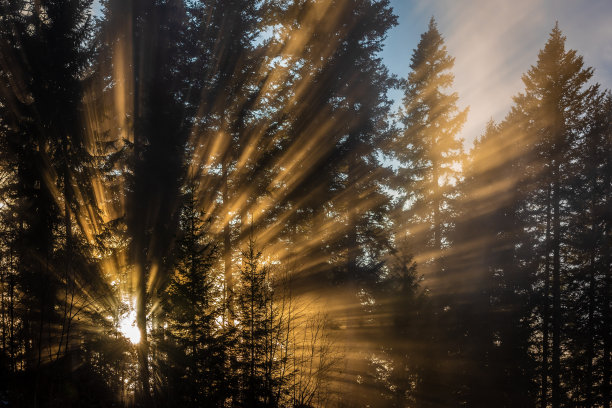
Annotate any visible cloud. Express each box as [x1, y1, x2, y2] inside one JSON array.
[[385, 0, 612, 146]]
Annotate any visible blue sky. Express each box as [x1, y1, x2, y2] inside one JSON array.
[[382, 0, 612, 146]]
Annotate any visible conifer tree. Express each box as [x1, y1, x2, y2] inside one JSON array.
[[280, 2, 397, 403], [454, 118, 539, 406], [0, 0, 94, 347], [512, 24, 597, 407], [97, 0, 192, 401], [390, 18, 467, 406], [156, 183, 223, 406], [564, 90, 611, 406], [187, 0, 267, 324], [392, 17, 467, 272], [235, 237, 286, 407], [456, 24, 605, 408], [0, 1, 124, 405]]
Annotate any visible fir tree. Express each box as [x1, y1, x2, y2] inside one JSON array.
[[513, 24, 597, 407], [393, 17, 467, 267], [235, 237, 285, 407], [391, 18, 467, 406], [454, 118, 538, 406], [157, 183, 223, 406]]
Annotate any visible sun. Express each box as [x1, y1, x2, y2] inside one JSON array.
[[118, 310, 141, 344]]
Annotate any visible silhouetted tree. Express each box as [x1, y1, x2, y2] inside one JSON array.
[[155, 183, 225, 406], [0, 1, 127, 406], [563, 90, 611, 407], [234, 237, 287, 407], [512, 24, 598, 407], [455, 118, 538, 407], [392, 17, 467, 267], [97, 0, 193, 401], [389, 18, 467, 406]]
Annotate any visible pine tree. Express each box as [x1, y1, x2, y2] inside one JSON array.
[[277, 1, 397, 403], [0, 0, 94, 343], [512, 24, 597, 407], [186, 0, 268, 326], [156, 183, 224, 406], [235, 237, 284, 407], [563, 90, 611, 406], [389, 18, 467, 406], [454, 118, 539, 406], [600, 94, 612, 408], [0, 1, 128, 405], [393, 17, 467, 271], [368, 243, 427, 406], [96, 0, 193, 401]]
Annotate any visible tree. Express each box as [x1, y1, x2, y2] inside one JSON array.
[[392, 17, 467, 272], [563, 90, 611, 407], [155, 183, 224, 406], [452, 24, 606, 408], [96, 0, 193, 401], [389, 18, 467, 406], [186, 0, 268, 327], [0, 1, 129, 405], [453, 118, 538, 407], [235, 237, 286, 407], [512, 24, 598, 407], [365, 242, 427, 406]]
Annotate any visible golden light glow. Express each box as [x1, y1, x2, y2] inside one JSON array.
[[118, 309, 141, 345]]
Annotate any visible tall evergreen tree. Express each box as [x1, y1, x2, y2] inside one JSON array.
[[454, 118, 539, 407], [235, 237, 285, 407], [455, 23, 605, 408], [156, 183, 223, 406], [392, 17, 467, 272], [0, 1, 127, 405], [187, 0, 267, 326], [96, 0, 192, 401], [563, 90, 611, 406], [0, 0, 90, 372], [275, 1, 398, 403], [390, 18, 467, 406], [512, 24, 597, 407]]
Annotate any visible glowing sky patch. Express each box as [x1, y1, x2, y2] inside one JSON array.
[[384, 0, 612, 146], [119, 309, 141, 344]]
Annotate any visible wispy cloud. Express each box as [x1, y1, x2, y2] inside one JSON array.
[[385, 0, 612, 145]]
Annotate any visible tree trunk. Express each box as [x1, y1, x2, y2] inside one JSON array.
[[58, 153, 73, 359], [552, 165, 561, 408], [9, 273, 15, 372], [1, 250, 5, 356], [586, 188, 597, 408], [432, 156, 441, 253], [604, 231, 611, 408], [541, 186, 552, 408], [602, 132, 611, 408], [223, 161, 234, 324], [131, 2, 153, 402], [347, 148, 359, 283]]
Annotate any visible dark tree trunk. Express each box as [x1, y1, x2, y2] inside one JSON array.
[[541, 186, 552, 408], [223, 162, 234, 324], [552, 165, 561, 408]]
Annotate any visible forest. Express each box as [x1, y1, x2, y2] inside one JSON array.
[[0, 0, 610, 407]]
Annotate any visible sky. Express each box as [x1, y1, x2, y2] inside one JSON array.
[[382, 0, 612, 146]]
